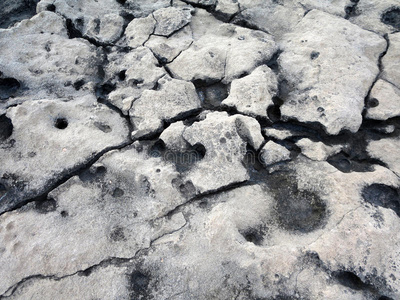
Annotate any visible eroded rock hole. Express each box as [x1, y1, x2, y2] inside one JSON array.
[[362, 184, 400, 217], [118, 70, 127, 81], [195, 81, 229, 110], [94, 121, 112, 133], [54, 118, 68, 130], [60, 210, 68, 218], [0, 0, 40, 29], [333, 271, 366, 290], [239, 228, 264, 245], [367, 98, 379, 108], [268, 172, 327, 233], [112, 187, 124, 198], [35, 198, 57, 214], [79, 165, 107, 182], [73, 79, 85, 91], [46, 4, 56, 12], [382, 8, 400, 30], [310, 51, 320, 60], [0, 78, 21, 100], [0, 115, 13, 141], [0, 183, 7, 198], [129, 270, 150, 298], [110, 226, 126, 242]]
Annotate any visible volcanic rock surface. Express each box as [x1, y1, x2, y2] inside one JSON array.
[[0, 0, 400, 299]]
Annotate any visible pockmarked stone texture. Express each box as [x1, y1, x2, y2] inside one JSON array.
[[1, 0, 400, 299]]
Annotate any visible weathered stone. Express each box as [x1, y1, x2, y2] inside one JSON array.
[[37, 0, 125, 43], [368, 137, 400, 177], [0, 12, 100, 106], [145, 25, 193, 63], [0, 146, 187, 295], [168, 23, 277, 84], [222, 65, 278, 118], [260, 141, 291, 166], [382, 32, 400, 89], [125, 15, 156, 49], [0, 0, 39, 29], [296, 138, 342, 161], [153, 6, 192, 37], [366, 79, 400, 120], [279, 10, 386, 135], [0, 95, 130, 213], [350, 0, 400, 35], [130, 76, 201, 138]]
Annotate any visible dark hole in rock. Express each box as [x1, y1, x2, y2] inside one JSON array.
[[60, 210, 68, 217], [46, 4, 56, 12], [195, 81, 229, 110], [73, 79, 85, 91], [79, 267, 93, 277], [94, 121, 112, 133], [45, 43, 51, 52], [93, 18, 101, 35], [0, 0, 40, 29], [267, 105, 281, 122], [266, 50, 282, 73], [327, 152, 375, 173], [112, 187, 124, 198], [0, 78, 21, 100], [149, 139, 166, 158], [239, 228, 264, 245], [97, 82, 116, 96], [79, 165, 107, 182], [362, 184, 400, 217], [54, 118, 68, 130], [172, 177, 196, 199], [0, 183, 7, 198], [276, 188, 326, 233], [381, 8, 400, 30], [0, 115, 13, 141], [118, 70, 127, 81], [238, 72, 249, 79], [367, 98, 379, 108], [66, 18, 83, 39], [266, 171, 327, 233], [116, 0, 127, 5], [333, 271, 366, 290], [310, 51, 320, 60], [35, 198, 57, 214], [345, 5, 358, 18], [199, 201, 208, 209], [129, 270, 150, 297], [110, 226, 126, 242], [163, 143, 206, 173], [379, 296, 394, 300]]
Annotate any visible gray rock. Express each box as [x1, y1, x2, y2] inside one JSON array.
[[145, 25, 193, 63], [105, 47, 167, 114], [0, 95, 130, 213], [366, 79, 400, 120], [367, 137, 400, 177], [382, 32, 400, 89], [260, 141, 291, 166], [181, 112, 264, 194], [232, 3, 305, 38], [350, 0, 400, 35], [125, 15, 156, 49], [0, 146, 187, 295], [153, 6, 192, 37], [130, 76, 201, 139], [279, 10, 386, 135], [0, 0, 39, 29], [125, 0, 171, 18], [296, 138, 342, 161], [37, 0, 125, 43], [0, 12, 100, 106], [222, 65, 278, 118], [167, 23, 277, 84]]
